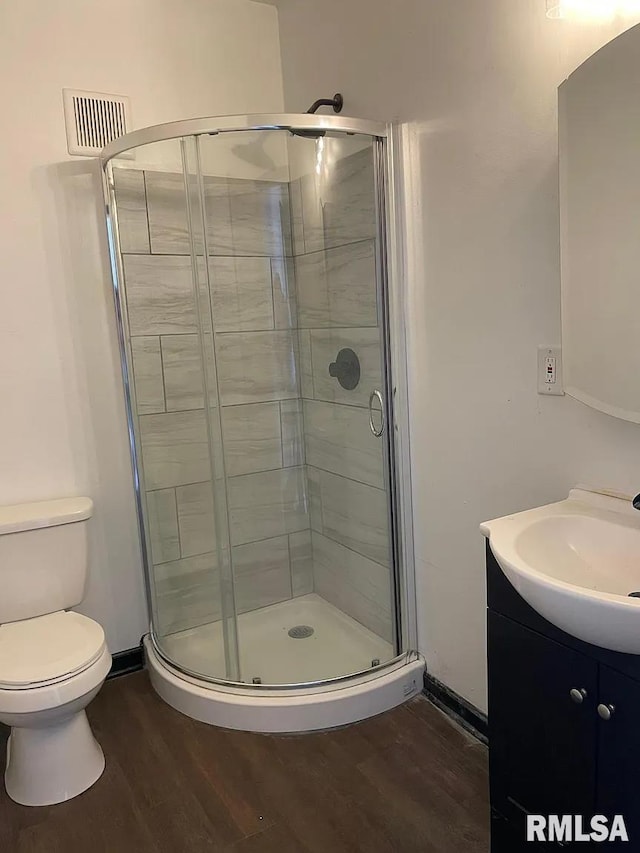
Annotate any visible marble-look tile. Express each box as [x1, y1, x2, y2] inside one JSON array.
[[280, 399, 304, 467], [139, 410, 210, 490], [232, 535, 292, 614], [295, 251, 330, 328], [220, 402, 282, 477], [123, 255, 197, 336], [289, 529, 314, 597], [297, 329, 314, 399], [130, 336, 165, 415], [297, 172, 323, 255], [318, 469, 390, 567], [228, 466, 308, 546], [209, 257, 274, 332], [145, 170, 190, 254], [303, 399, 384, 489], [154, 549, 217, 584], [311, 531, 392, 642], [289, 177, 305, 256], [176, 481, 216, 558], [160, 335, 205, 412], [141, 170, 294, 258], [326, 241, 377, 326], [301, 146, 376, 253], [309, 327, 382, 408], [296, 241, 377, 329], [227, 178, 292, 257], [270, 257, 297, 329], [216, 330, 299, 406], [199, 176, 232, 256], [112, 168, 150, 253], [306, 465, 323, 534], [146, 488, 180, 564], [321, 147, 376, 250], [154, 553, 221, 635]]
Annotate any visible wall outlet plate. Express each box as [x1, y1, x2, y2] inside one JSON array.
[[538, 345, 564, 396]]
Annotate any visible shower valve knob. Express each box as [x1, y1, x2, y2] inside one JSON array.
[[328, 347, 360, 391]]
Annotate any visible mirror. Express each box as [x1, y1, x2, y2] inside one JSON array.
[[559, 23, 640, 422]]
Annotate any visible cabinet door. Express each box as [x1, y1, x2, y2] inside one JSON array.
[[597, 666, 640, 847], [489, 611, 598, 825]]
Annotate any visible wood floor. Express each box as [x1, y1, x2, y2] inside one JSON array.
[[0, 672, 489, 852]]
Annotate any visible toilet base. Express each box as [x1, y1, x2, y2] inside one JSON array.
[[5, 709, 105, 806]]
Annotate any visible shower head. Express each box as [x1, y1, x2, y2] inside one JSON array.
[[290, 128, 327, 139], [289, 93, 343, 139]]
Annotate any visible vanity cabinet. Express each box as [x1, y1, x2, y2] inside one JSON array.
[[596, 667, 640, 848], [487, 543, 640, 851]]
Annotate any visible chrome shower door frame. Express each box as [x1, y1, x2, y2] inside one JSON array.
[[101, 113, 418, 689]]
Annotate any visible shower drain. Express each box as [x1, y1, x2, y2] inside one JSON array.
[[288, 625, 314, 639]]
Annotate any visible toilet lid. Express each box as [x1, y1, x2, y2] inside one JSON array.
[[0, 611, 106, 688]]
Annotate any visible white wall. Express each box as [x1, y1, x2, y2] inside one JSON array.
[[274, 0, 640, 710], [0, 0, 284, 653]]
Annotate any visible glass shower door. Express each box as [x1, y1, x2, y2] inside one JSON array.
[[107, 136, 240, 683], [195, 128, 399, 685], [107, 123, 401, 688]]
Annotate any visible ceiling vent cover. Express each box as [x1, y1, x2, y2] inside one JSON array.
[[62, 89, 132, 157]]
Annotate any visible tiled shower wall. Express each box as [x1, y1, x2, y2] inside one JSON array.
[[114, 167, 312, 637], [113, 144, 393, 645], [290, 147, 394, 644]]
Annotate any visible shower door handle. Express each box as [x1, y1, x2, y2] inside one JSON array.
[[368, 390, 385, 437]]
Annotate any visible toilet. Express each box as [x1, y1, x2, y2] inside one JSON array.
[[0, 497, 111, 806]]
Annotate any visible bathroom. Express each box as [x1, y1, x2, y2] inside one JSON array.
[[2, 0, 640, 849]]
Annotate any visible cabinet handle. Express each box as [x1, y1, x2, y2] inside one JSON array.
[[570, 688, 588, 704], [597, 703, 615, 721]]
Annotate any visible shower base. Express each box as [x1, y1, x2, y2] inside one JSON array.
[[144, 594, 424, 733], [161, 593, 393, 686]]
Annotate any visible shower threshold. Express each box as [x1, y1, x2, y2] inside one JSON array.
[[145, 631, 424, 733], [161, 593, 393, 686]]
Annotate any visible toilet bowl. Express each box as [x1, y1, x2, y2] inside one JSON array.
[[0, 611, 111, 806], [0, 497, 110, 806]]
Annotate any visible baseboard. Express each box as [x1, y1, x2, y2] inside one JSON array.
[[108, 644, 145, 679], [423, 672, 488, 744]]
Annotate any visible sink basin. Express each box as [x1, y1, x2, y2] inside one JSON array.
[[481, 488, 640, 654]]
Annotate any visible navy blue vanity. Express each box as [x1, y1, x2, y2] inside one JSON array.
[[487, 542, 640, 850]]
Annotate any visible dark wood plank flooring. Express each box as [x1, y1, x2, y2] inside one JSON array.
[[0, 672, 489, 852]]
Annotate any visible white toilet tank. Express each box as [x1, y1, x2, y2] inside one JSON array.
[[0, 497, 93, 624]]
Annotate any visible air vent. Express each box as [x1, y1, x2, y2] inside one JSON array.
[[62, 89, 132, 157]]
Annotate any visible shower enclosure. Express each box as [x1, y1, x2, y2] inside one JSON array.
[[102, 114, 421, 730]]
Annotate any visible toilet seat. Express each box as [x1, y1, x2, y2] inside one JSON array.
[[0, 611, 106, 690], [0, 646, 111, 716]]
